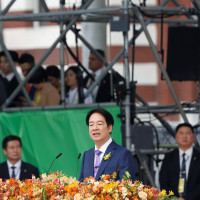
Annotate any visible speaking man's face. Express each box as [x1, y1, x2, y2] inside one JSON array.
[[88, 112, 112, 148]]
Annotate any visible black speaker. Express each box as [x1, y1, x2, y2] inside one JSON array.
[[166, 26, 200, 81], [121, 125, 154, 185]]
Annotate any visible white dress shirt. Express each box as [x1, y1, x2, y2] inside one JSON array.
[[94, 137, 113, 167], [65, 88, 93, 104], [7, 160, 22, 179], [179, 146, 193, 179], [5, 72, 15, 81], [87, 68, 103, 100]]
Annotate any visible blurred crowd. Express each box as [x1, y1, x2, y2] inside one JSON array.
[[0, 49, 125, 107]]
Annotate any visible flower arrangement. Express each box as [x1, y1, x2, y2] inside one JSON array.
[[104, 152, 112, 160], [0, 171, 177, 200]]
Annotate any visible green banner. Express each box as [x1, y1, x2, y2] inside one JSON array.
[[0, 106, 122, 178]]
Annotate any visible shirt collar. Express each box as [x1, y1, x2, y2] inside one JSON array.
[[179, 146, 193, 157], [93, 68, 104, 78], [6, 73, 14, 81], [69, 88, 77, 93], [95, 137, 112, 155], [7, 159, 22, 168]]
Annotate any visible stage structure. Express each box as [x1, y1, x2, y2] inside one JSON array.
[[0, 0, 200, 186]]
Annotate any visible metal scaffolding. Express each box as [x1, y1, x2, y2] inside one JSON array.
[[1, 0, 200, 138]]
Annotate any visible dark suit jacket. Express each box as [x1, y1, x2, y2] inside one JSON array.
[[83, 70, 125, 103], [0, 75, 7, 106], [2, 75, 23, 107], [0, 161, 40, 181], [78, 140, 135, 182], [159, 148, 200, 200]]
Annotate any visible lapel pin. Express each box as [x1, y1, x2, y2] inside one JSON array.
[[104, 152, 111, 160], [24, 169, 27, 173], [194, 157, 197, 160]]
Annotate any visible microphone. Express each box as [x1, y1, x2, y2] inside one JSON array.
[[46, 153, 62, 175], [76, 153, 81, 180], [56, 153, 62, 159]]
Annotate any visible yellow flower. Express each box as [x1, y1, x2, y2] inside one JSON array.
[[112, 172, 117, 179], [169, 190, 174, 196], [104, 152, 111, 160], [103, 181, 116, 191], [159, 189, 167, 196], [125, 171, 131, 179]]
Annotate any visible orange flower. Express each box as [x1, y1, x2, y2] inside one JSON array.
[[105, 194, 112, 200], [83, 176, 95, 182], [64, 184, 78, 195], [49, 194, 56, 200], [8, 178, 17, 186], [102, 174, 110, 180], [45, 182, 56, 196]]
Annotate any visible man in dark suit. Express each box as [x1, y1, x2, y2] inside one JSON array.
[[0, 135, 39, 181], [0, 76, 7, 106], [79, 108, 135, 182], [0, 50, 22, 106], [18, 52, 37, 102], [159, 123, 200, 200], [83, 49, 125, 103]]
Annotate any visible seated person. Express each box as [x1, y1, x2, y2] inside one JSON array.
[[28, 66, 60, 106], [0, 50, 22, 106], [18, 52, 37, 101], [0, 77, 7, 106], [46, 65, 61, 93], [19, 53, 35, 78], [0, 135, 39, 180], [83, 49, 125, 102], [65, 66, 93, 104]]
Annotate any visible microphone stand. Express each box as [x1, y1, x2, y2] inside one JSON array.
[[76, 153, 81, 180], [46, 153, 62, 176]]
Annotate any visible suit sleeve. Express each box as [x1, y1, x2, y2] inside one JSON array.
[[78, 152, 86, 182], [33, 166, 40, 178], [159, 154, 171, 192], [118, 149, 135, 182], [185, 188, 200, 200]]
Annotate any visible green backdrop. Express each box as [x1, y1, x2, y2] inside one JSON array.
[[0, 106, 122, 178]]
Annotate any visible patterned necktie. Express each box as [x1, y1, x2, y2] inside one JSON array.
[[11, 166, 16, 179], [179, 153, 187, 197], [94, 150, 102, 178]]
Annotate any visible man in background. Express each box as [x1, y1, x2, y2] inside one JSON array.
[[159, 123, 200, 200], [0, 135, 39, 180], [46, 65, 61, 93], [18, 52, 36, 102], [84, 49, 124, 102], [19, 52, 35, 78], [0, 50, 22, 106]]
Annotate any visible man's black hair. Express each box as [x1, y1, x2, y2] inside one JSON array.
[[175, 123, 194, 134], [86, 107, 114, 127], [46, 65, 60, 78], [19, 53, 35, 66], [90, 49, 105, 59], [2, 135, 22, 149], [28, 66, 47, 84], [0, 50, 19, 62]]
